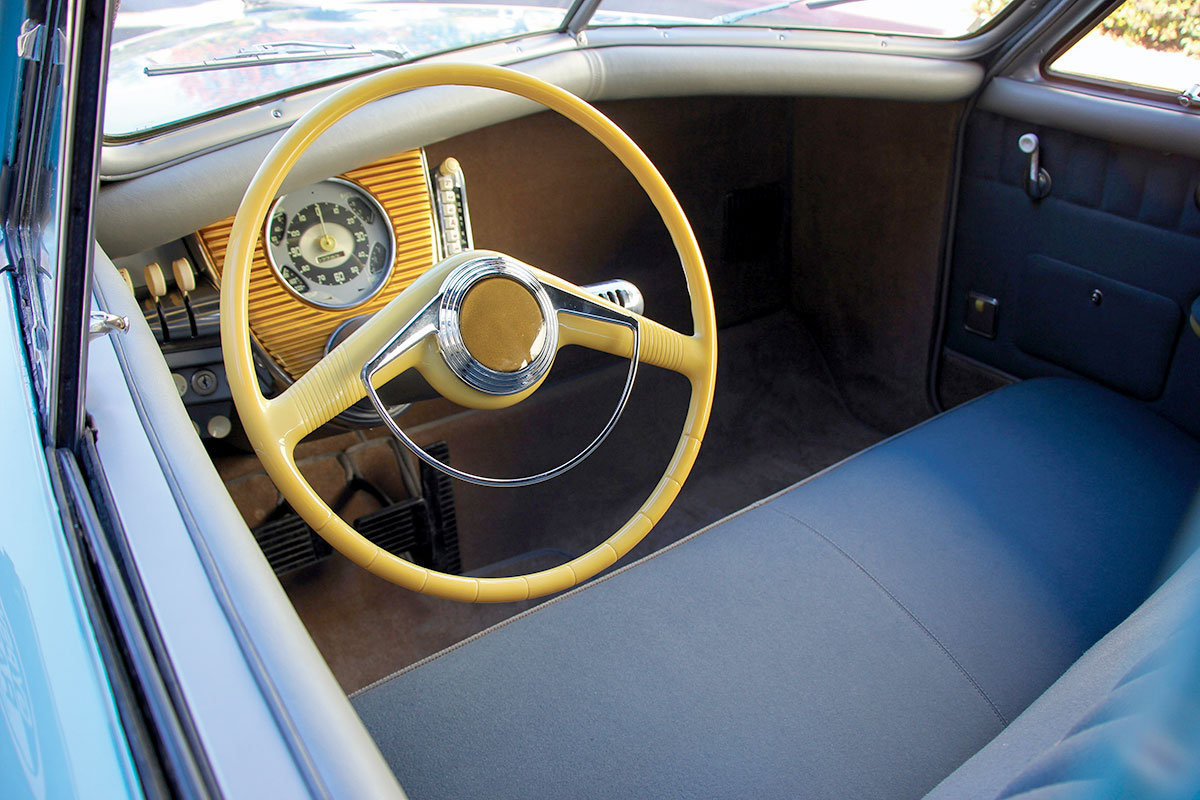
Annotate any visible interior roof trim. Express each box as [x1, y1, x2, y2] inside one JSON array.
[[97, 45, 981, 257], [979, 77, 1200, 160]]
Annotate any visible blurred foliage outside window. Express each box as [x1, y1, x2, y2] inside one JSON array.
[[1002, 0, 1200, 92], [1097, 0, 1199, 57], [976, 0, 1198, 56]]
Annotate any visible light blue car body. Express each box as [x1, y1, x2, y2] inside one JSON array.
[[0, 2, 140, 797]]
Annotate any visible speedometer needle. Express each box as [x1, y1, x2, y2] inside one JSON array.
[[315, 204, 336, 252]]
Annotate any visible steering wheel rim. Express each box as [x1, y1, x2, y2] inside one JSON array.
[[220, 63, 717, 602]]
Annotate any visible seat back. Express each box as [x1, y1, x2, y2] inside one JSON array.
[[926, 509, 1200, 799]]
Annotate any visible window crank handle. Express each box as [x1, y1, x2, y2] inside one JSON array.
[[1018, 133, 1052, 200]]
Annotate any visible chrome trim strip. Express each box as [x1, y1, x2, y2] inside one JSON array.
[[362, 295, 441, 388]]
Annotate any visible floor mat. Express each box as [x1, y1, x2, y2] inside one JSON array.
[[216, 312, 886, 692]]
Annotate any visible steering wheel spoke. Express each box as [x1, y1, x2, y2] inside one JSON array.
[[269, 327, 431, 447], [559, 311, 705, 378], [540, 271, 705, 380], [262, 261, 457, 447]]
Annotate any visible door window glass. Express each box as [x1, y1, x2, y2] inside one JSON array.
[[5, 3, 67, 419]]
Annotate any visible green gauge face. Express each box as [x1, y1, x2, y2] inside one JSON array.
[[264, 178, 395, 309]]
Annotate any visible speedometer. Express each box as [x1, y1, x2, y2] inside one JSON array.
[[264, 177, 395, 309]]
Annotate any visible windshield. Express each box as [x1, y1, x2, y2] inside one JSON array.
[[106, 0, 574, 138], [592, 0, 1016, 38], [106, 0, 1019, 139]]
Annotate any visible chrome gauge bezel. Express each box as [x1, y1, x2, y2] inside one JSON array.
[[263, 176, 397, 310]]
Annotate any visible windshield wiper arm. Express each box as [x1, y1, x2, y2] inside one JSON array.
[[713, 0, 866, 24], [143, 41, 409, 76], [713, 0, 805, 24], [804, 0, 871, 8]]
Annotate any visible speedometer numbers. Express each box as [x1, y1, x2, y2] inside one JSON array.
[[264, 178, 395, 309]]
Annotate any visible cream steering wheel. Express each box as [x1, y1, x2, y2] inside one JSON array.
[[220, 64, 717, 602]]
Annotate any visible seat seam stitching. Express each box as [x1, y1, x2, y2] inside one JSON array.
[[772, 507, 1010, 727], [352, 389, 1016, 698], [353, 480, 799, 695]]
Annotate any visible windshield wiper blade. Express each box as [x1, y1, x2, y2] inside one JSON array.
[[804, 0, 870, 9], [713, 0, 804, 24], [713, 0, 866, 24], [143, 40, 409, 76]]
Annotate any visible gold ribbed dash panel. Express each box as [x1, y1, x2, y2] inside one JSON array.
[[199, 150, 437, 379]]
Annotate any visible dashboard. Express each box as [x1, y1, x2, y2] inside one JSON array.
[[113, 148, 474, 438], [111, 143, 640, 442], [196, 150, 471, 380]]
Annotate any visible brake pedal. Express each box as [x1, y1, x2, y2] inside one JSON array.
[[253, 441, 462, 575], [252, 513, 331, 575], [355, 498, 425, 560]]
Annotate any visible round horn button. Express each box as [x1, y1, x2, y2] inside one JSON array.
[[458, 277, 547, 373]]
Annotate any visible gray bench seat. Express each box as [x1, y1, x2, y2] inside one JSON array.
[[352, 378, 1200, 799]]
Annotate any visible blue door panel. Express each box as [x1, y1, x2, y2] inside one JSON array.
[[945, 111, 1200, 434], [1014, 254, 1180, 399]]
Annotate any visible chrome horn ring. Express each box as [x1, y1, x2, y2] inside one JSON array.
[[435, 257, 559, 396], [360, 255, 640, 488]]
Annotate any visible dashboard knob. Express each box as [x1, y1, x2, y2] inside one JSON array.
[[144, 262, 167, 299], [172, 257, 196, 294]]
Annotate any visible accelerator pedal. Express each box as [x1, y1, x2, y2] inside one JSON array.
[[353, 441, 462, 574], [421, 441, 462, 575]]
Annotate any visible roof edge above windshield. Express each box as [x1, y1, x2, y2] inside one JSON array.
[[101, 5, 1040, 180]]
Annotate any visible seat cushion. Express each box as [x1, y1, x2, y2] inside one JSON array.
[[352, 378, 1200, 800]]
